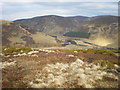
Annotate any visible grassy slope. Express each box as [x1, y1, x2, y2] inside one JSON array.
[[31, 32, 58, 47]]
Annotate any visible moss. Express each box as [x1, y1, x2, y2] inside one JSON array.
[[79, 49, 115, 56], [3, 47, 31, 54], [3, 48, 20, 54], [19, 47, 31, 52], [94, 49, 115, 55], [93, 60, 116, 69], [47, 49, 115, 56]]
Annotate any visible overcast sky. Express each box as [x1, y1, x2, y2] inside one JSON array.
[[0, 0, 119, 21]]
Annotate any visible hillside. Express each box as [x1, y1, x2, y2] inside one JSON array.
[[75, 16, 118, 47], [14, 15, 88, 35], [14, 15, 118, 48], [1, 20, 58, 48], [1, 48, 119, 88]]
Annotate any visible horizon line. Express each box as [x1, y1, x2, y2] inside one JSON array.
[[1, 14, 118, 21]]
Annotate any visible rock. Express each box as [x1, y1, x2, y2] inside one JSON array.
[[114, 64, 119, 68], [76, 59, 84, 65], [68, 55, 74, 57]]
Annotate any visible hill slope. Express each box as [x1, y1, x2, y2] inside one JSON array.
[[14, 15, 88, 35], [1, 20, 58, 48]]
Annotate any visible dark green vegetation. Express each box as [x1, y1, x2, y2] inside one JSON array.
[[51, 49, 116, 56], [63, 32, 90, 38], [93, 60, 116, 69], [3, 47, 31, 54], [79, 49, 116, 56]]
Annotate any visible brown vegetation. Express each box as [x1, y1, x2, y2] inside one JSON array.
[[2, 48, 119, 88]]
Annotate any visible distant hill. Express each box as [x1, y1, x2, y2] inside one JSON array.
[[14, 15, 118, 48], [14, 15, 88, 35]]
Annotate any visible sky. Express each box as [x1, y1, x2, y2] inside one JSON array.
[[0, 0, 119, 21]]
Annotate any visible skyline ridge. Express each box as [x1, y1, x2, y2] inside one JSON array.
[[1, 14, 118, 21]]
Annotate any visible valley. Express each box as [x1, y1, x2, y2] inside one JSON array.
[[1, 15, 119, 88]]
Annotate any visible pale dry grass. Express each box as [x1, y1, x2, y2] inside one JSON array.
[[31, 32, 58, 47]]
